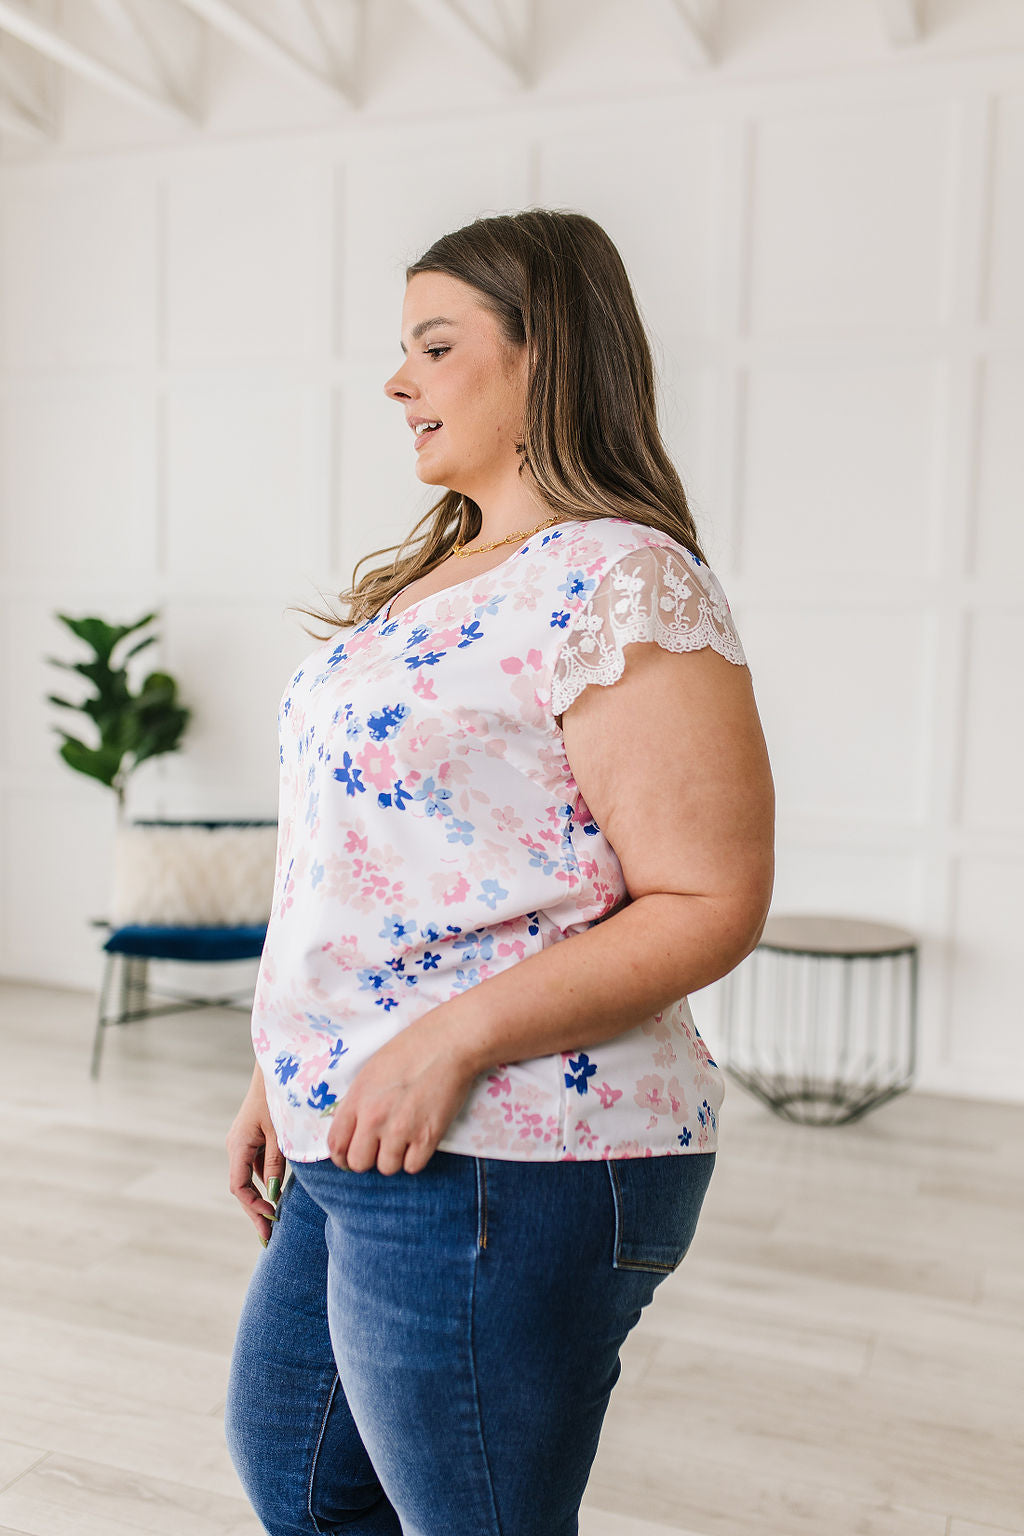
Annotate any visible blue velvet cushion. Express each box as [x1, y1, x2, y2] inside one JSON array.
[[103, 925, 267, 962]]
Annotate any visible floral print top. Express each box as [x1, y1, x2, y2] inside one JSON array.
[[252, 515, 748, 1163]]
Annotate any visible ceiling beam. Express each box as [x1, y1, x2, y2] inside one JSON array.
[[0, 91, 51, 141], [90, 0, 191, 106], [877, 0, 922, 47], [0, 0, 198, 124], [0, 36, 49, 119], [402, 0, 527, 90], [646, 0, 715, 68], [172, 0, 356, 107]]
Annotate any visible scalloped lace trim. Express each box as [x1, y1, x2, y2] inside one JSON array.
[[551, 543, 748, 720]]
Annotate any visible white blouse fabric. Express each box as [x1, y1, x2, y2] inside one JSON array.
[[252, 515, 748, 1163]]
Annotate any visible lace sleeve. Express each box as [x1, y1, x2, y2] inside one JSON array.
[[550, 542, 748, 722]]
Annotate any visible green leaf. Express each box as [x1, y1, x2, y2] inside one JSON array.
[[57, 735, 123, 789]]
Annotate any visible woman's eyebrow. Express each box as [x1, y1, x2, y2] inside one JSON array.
[[400, 317, 459, 354]]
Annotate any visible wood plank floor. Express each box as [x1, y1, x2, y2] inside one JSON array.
[[0, 978, 1021, 1536]]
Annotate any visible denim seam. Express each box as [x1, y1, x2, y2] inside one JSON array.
[[468, 1240, 505, 1535], [476, 1157, 489, 1250], [306, 1371, 340, 1535], [606, 1159, 623, 1268]]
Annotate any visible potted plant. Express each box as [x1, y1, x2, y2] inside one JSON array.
[[46, 611, 191, 824]]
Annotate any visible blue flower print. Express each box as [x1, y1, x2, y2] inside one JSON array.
[[678, 1127, 692, 1147], [305, 791, 319, 829], [560, 569, 598, 604], [454, 929, 496, 963], [339, 702, 362, 739], [367, 703, 409, 741], [332, 752, 366, 796], [524, 839, 561, 877], [565, 1053, 597, 1095], [417, 950, 442, 972], [421, 921, 463, 943], [458, 620, 485, 648], [307, 1082, 337, 1112], [445, 816, 476, 847], [328, 1038, 348, 1068], [356, 966, 394, 996], [378, 779, 416, 811], [274, 1053, 300, 1085], [415, 778, 453, 820], [310, 859, 324, 890], [379, 915, 418, 946], [403, 647, 447, 671], [549, 610, 571, 630], [453, 966, 484, 991], [478, 878, 509, 911]]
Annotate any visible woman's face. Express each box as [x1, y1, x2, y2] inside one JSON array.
[[383, 271, 529, 499]]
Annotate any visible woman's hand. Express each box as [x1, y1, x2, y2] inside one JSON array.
[[226, 1062, 287, 1243], [327, 1010, 478, 1176]]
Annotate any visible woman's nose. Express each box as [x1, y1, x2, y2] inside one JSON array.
[[384, 367, 412, 401]]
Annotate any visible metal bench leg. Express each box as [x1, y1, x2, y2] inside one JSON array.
[[91, 950, 118, 1080]]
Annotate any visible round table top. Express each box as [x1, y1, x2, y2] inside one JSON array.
[[758, 913, 918, 956]]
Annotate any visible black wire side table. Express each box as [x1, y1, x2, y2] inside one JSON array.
[[719, 914, 920, 1125]]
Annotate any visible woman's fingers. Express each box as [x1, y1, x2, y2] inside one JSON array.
[[227, 1120, 279, 1241]]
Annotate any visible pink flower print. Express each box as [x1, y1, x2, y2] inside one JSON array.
[[344, 828, 368, 855], [634, 1073, 669, 1114], [253, 1028, 270, 1054], [355, 740, 397, 792], [646, 1115, 660, 1130], [653, 1042, 678, 1070], [594, 1081, 622, 1110], [432, 626, 462, 648], [516, 1107, 544, 1139], [297, 1051, 331, 1094], [487, 1074, 511, 1098], [430, 869, 471, 906], [666, 1076, 690, 1124], [492, 804, 525, 835], [575, 1119, 598, 1151]]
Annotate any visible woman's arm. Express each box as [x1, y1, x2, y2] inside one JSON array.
[[328, 640, 775, 1175]]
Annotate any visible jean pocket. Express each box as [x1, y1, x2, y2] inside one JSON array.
[[606, 1152, 716, 1274]]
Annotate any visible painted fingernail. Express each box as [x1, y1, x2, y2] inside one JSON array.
[[259, 1235, 268, 1248], [267, 1176, 281, 1202]]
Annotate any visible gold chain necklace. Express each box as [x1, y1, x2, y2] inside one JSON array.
[[450, 514, 560, 558]]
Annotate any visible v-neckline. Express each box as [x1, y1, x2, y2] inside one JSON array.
[[377, 521, 578, 625]]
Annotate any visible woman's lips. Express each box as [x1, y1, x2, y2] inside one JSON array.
[[414, 425, 442, 451]]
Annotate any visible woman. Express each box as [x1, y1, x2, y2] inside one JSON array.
[[225, 208, 774, 1536]]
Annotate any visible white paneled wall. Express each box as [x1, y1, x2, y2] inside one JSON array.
[[0, 4, 1021, 1102]]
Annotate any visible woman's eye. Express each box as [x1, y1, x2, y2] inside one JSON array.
[[425, 346, 449, 359]]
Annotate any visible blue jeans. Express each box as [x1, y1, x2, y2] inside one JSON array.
[[225, 1148, 716, 1536]]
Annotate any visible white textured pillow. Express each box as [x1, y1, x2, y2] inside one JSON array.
[[110, 822, 277, 926]]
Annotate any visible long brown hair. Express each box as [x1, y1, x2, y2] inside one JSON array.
[[290, 207, 708, 639]]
